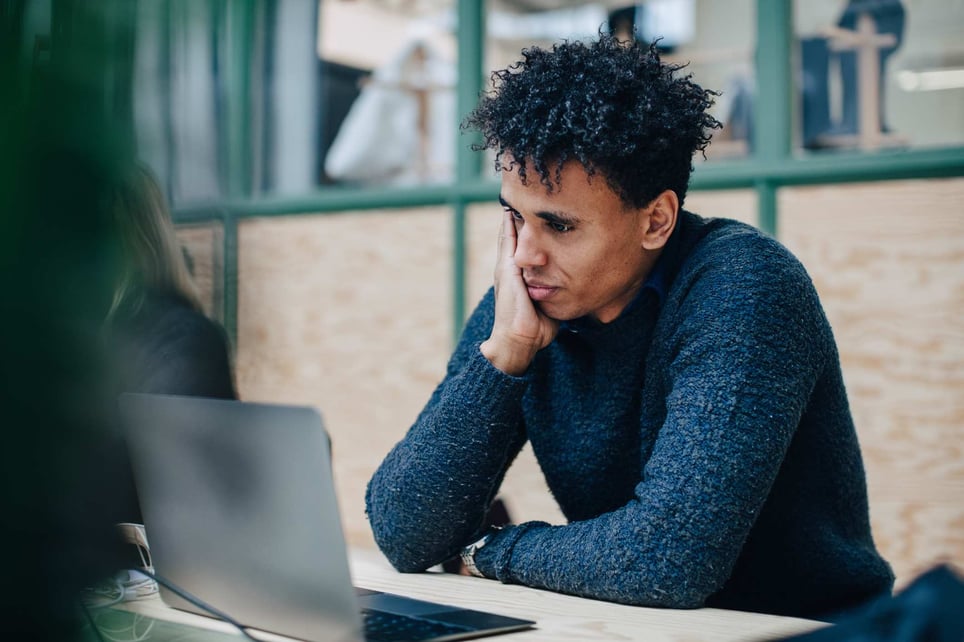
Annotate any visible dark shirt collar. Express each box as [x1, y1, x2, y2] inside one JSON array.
[[641, 237, 672, 305], [618, 214, 679, 310]]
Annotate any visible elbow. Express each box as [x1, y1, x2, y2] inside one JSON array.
[[383, 552, 431, 574], [365, 498, 448, 573], [365, 510, 423, 573], [651, 589, 709, 610], [369, 520, 430, 572], [372, 530, 449, 574], [612, 566, 720, 610], [621, 583, 709, 610], [364, 474, 475, 573], [618, 538, 734, 609], [647, 562, 724, 609]]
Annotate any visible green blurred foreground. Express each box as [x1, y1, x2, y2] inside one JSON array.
[[1, 2, 139, 638]]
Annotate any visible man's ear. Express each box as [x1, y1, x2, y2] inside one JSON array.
[[641, 190, 679, 250]]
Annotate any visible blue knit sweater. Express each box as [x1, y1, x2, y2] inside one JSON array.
[[366, 211, 894, 618]]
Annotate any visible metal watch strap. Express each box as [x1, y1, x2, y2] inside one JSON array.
[[460, 526, 502, 578]]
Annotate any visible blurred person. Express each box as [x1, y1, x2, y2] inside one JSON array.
[[802, 0, 905, 148], [106, 162, 235, 402], [103, 161, 237, 526], [835, 0, 905, 136], [323, 38, 455, 187], [366, 35, 893, 619]]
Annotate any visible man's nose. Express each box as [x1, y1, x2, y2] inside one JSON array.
[[513, 225, 547, 269]]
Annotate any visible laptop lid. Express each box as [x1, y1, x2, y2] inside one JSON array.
[[119, 393, 362, 642]]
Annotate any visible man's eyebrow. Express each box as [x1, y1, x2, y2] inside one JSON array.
[[498, 195, 579, 226], [537, 210, 579, 227]]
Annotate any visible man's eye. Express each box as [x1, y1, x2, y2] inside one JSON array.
[[507, 210, 523, 221], [550, 222, 572, 233]]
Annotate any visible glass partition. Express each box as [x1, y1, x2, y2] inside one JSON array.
[[795, 0, 964, 153]]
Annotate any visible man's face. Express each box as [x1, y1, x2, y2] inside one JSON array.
[[499, 160, 658, 324]]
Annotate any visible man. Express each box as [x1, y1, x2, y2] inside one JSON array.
[[366, 35, 893, 619]]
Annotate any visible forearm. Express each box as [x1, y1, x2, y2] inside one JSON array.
[[473, 491, 743, 608], [472, 414, 794, 609], [366, 346, 528, 571]]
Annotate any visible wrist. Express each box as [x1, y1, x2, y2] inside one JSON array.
[[460, 526, 503, 578], [480, 337, 536, 376]]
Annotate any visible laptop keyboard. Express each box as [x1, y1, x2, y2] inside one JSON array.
[[361, 608, 473, 642]]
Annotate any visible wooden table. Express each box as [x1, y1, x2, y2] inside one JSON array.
[[115, 548, 828, 641]]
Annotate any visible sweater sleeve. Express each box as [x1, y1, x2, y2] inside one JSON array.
[[365, 289, 530, 572], [472, 231, 831, 608]]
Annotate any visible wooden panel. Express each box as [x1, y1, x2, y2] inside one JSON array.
[[780, 178, 964, 586], [683, 189, 758, 227], [176, 222, 224, 320], [235, 209, 452, 547]]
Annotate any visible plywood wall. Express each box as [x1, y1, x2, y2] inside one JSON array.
[[179, 179, 963, 589], [780, 179, 964, 587]]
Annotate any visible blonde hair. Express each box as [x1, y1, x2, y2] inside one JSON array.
[[109, 163, 203, 317]]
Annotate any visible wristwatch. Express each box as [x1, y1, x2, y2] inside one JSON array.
[[460, 526, 502, 578]]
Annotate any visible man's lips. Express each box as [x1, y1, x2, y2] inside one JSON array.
[[525, 282, 558, 301]]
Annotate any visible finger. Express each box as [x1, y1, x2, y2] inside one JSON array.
[[499, 210, 517, 261]]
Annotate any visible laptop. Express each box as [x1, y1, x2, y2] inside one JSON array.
[[118, 393, 535, 642]]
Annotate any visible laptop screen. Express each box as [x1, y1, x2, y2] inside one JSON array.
[[120, 393, 362, 642]]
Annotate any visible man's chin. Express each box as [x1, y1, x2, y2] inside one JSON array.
[[534, 301, 577, 322]]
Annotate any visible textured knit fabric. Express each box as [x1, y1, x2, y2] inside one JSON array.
[[110, 288, 236, 401], [366, 211, 894, 618]]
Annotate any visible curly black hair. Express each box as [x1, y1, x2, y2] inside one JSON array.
[[463, 35, 721, 209]]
